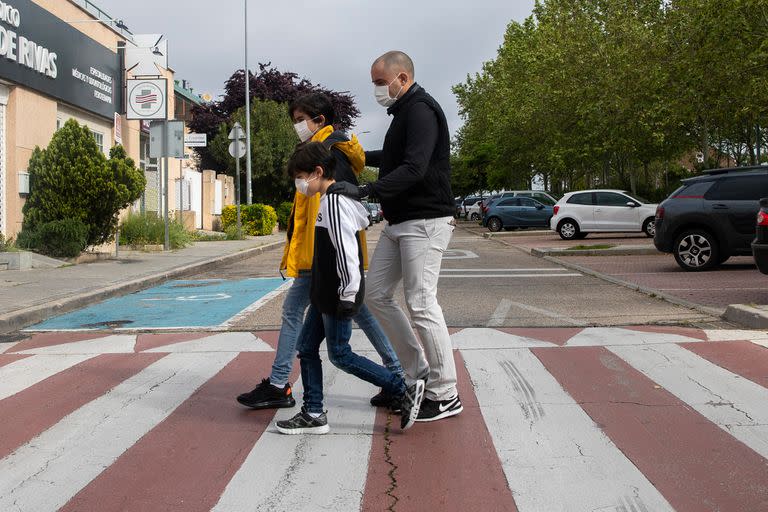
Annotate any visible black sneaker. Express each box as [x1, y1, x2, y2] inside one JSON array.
[[399, 379, 426, 430], [275, 408, 330, 435], [370, 389, 402, 413], [416, 395, 463, 422], [236, 378, 296, 409]]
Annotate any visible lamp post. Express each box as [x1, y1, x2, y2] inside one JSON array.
[[244, 0, 252, 205]]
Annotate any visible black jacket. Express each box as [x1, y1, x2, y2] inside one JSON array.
[[365, 84, 454, 224]]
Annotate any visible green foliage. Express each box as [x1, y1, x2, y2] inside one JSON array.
[[23, 219, 88, 258], [119, 212, 193, 249], [220, 204, 277, 236], [211, 100, 297, 204], [225, 225, 245, 240], [358, 167, 379, 185], [0, 233, 17, 252], [22, 120, 145, 247], [452, 0, 768, 197], [276, 201, 293, 230]]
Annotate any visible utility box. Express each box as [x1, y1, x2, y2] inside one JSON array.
[[18, 172, 30, 195]]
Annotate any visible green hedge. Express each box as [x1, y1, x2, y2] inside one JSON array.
[[17, 219, 88, 258], [119, 212, 193, 249], [276, 201, 293, 231], [221, 204, 277, 236]]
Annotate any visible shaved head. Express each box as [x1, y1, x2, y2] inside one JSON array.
[[372, 51, 415, 78]]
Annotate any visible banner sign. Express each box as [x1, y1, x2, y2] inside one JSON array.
[[126, 78, 167, 120], [0, 0, 121, 119]]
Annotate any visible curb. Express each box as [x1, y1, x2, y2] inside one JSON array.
[[483, 230, 551, 239], [531, 246, 659, 257], [722, 304, 768, 329], [0, 241, 284, 334], [542, 254, 725, 319]]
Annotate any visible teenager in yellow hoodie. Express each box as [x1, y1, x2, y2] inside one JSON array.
[[237, 93, 404, 410]]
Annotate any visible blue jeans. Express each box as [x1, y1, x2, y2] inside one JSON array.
[[297, 304, 406, 414], [269, 275, 404, 386]]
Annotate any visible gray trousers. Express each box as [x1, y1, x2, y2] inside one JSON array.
[[365, 216, 457, 401]]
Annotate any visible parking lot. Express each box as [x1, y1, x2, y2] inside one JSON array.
[[460, 220, 765, 313]]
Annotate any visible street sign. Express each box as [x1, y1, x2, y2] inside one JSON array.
[[149, 120, 185, 158], [184, 133, 207, 147], [229, 140, 246, 159], [228, 122, 245, 140], [126, 78, 168, 120]]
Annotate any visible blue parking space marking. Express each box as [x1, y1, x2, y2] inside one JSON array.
[[28, 278, 288, 331]]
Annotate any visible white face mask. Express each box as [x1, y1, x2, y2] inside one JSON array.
[[293, 116, 321, 142], [374, 76, 404, 107], [294, 174, 318, 196]]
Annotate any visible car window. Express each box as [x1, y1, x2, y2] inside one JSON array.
[[674, 182, 712, 198], [532, 193, 556, 205], [497, 198, 518, 207], [519, 198, 536, 207], [623, 192, 651, 204], [704, 175, 768, 201], [596, 192, 633, 207], [567, 193, 594, 205]]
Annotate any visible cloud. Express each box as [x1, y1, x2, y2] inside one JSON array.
[[93, 0, 535, 149]]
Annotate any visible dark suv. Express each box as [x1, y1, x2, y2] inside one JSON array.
[[654, 166, 768, 271]]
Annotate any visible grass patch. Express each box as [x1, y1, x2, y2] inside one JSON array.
[[119, 213, 194, 250], [566, 244, 617, 250]]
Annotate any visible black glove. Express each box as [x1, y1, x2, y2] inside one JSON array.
[[336, 300, 356, 319]]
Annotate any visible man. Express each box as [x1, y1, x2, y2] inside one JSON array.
[[358, 51, 462, 422]]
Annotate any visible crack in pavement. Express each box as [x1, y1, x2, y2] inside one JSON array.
[[688, 376, 755, 423], [383, 413, 399, 512]]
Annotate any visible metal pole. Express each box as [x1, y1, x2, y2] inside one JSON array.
[[244, 0, 252, 205], [235, 132, 242, 237], [163, 120, 170, 250]]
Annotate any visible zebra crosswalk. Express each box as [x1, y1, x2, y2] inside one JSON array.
[[0, 326, 766, 512]]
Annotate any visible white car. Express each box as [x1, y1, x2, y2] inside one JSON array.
[[465, 200, 483, 221], [549, 189, 658, 240]]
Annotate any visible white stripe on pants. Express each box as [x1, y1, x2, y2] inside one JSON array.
[[365, 216, 457, 401]]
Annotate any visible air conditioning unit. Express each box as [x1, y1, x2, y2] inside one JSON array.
[[18, 172, 30, 195]]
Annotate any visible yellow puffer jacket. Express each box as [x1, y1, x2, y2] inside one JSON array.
[[279, 126, 368, 277]]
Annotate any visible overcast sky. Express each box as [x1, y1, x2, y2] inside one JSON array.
[[93, 0, 535, 149]]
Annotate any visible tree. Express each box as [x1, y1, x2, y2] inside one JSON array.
[[22, 119, 145, 246], [189, 63, 360, 172]]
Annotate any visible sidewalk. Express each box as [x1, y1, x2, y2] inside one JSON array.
[[0, 235, 284, 334]]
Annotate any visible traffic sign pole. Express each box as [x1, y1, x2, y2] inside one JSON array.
[[164, 119, 170, 251], [229, 122, 246, 238]]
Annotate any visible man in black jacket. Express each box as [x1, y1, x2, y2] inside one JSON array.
[[359, 51, 462, 422]]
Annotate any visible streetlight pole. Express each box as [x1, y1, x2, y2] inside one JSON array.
[[244, 0, 252, 205]]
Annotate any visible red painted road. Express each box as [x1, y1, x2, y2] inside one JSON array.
[[1, 326, 767, 511]]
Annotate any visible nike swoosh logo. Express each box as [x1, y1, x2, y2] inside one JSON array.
[[438, 399, 458, 412]]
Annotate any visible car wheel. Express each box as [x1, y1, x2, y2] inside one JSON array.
[[642, 218, 655, 238], [487, 217, 503, 232], [557, 219, 580, 240], [673, 230, 719, 271], [470, 212, 480, 221]]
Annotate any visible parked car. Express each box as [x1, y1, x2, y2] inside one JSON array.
[[655, 165, 768, 271], [368, 202, 383, 223], [459, 196, 484, 219], [482, 197, 553, 232], [752, 198, 768, 274], [361, 201, 373, 226], [550, 189, 657, 240], [465, 200, 483, 221], [484, 190, 558, 206]]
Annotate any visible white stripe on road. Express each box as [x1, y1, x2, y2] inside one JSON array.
[[487, 298, 514, 327], [566, 327, 703, 346], [142, 332, 273, 353], [441, 268, 572, 272], [508, 301, 588, 326], [0, 354, 95, 401], [462, 348, 675, 512], [0, 352, 236, 512], [213, 362, 378, 512], [16, 334, 137, 355], [452, 328, 556, 349], [439, 274, 582, 278], [609, 343, 768, 459]]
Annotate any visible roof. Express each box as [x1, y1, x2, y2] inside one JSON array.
[[68, 0, 134, 43], [174, 82, 203, 106]]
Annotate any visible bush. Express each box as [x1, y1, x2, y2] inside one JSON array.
[[22, 120, 145, 247], [0, 233, 17, 252], [26, 219, 88, 258], [276, 201, 293, 230], [225, 225, 244, 240], [119, 212, 194, 249], [221, 203, 277, 236]]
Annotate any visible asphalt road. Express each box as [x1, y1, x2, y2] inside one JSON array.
[[194, 222, 719, 329]]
